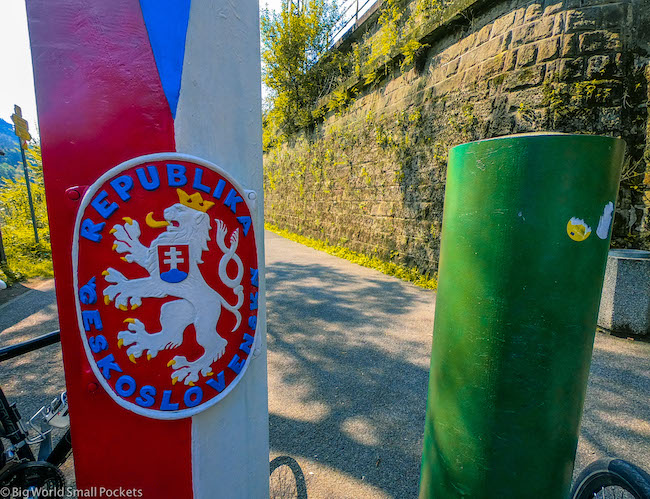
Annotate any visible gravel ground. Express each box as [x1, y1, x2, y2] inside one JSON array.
[[0, 231, 648, 498], [0, 279, 75, 484]]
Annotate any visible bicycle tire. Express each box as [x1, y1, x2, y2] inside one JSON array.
[[0, 461, 65, 497], [571, 458, 650, 499], [269, 455, 307, 499]]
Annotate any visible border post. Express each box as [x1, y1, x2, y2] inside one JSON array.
[[26, 1, 269, 497]]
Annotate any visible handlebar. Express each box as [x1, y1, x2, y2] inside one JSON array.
[[0, 330, 61, 363]]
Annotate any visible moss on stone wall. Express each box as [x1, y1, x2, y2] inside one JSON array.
[[265, 0, 650, 277], [266, 223, 438, 288]]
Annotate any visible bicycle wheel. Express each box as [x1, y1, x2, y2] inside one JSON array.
[[571, 458, 650, 499], [269, 455, 308, 499], [0, 461, 65, 498]]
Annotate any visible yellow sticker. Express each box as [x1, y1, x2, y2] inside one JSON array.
[[567, 217, 592, 241]]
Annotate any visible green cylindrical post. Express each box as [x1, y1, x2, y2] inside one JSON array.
[[419, 133, 625, 498]]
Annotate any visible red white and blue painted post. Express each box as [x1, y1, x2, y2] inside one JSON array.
[[26, 1, 269, 496]]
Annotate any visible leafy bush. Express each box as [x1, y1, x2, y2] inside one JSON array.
[[0, 146, 52, 284]]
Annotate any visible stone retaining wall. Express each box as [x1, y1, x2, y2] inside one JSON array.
[[264, 0, 650, 275]]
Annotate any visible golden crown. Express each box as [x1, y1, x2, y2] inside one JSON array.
[[177, 188, 215, 213]]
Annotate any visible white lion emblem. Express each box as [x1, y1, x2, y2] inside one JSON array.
[[102, 189, 243, 386]]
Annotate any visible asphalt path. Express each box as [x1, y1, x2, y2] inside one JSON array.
[[0, 231, 648, 498]]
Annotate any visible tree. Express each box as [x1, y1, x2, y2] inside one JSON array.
[[0, 143, 52, 282], [261, 0, 339, 144]]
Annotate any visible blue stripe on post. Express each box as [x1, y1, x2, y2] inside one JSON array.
[[139, 0, 191, 118]]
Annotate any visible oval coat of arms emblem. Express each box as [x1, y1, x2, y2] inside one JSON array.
[[73, 153, 259, 419]]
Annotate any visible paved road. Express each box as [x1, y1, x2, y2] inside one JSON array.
[[0, 231, 648, 498], [0, 279, 75, 481]]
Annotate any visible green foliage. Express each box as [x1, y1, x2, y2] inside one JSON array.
[[261, 0, 339, 145], [400, 39, 428, 71], [266, 223, 437, 289], [357, 0, 443, 82], [327, 87, 353, 114], [369, 0, 403, 68], [261, 0, 450, 147], [0, 144, 52, 284], [413, 0, 445, 18]]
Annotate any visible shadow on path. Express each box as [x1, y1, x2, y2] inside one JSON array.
[[267, 258, 435, 497], [0, 234, 647, 498], [266, 235, 650, 497]]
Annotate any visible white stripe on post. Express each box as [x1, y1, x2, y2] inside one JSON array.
[[174, 1, 269, 497]]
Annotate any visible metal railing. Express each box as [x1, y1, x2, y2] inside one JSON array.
[[330, 0, 380, 45]]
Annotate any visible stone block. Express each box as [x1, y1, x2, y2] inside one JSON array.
[[586, 54, 611, 78], [517, 43, 538, 67], [487, 113, 515, 136], [565, 8, 601, 32], [458, 50, 478, 73], [476, 24, 493, 46], [445, 57, 460, 77], [560, 33, 578, 57], [509, 86, 547, 109], [600, 3, 626, 29], [552, 12, 566, 36], [525, 3, 543, 23], [457, 31, 477, 56], [384, 78, 401, 95], [537, 36, 560, 62], [370, 201, 396, 217], [439, 42, 461, 64], [432, 72, 463, 95], [514, 6, 527, 25], [429, 65, 446, 83], [481, 54, 505, 78], [492, 11, 517, 36], [472, 99, 493, 120], [598, 249, 650, 336], [511, 16, 555, 47], [545, 57, 584, 81], [487, 73, 507, 92], [503, 64, 546, 90], [502, 29, 513, 51], [579, 30, 622, 53], [563, 57, 585, 80], [504, 49, 518, 71], [599, 106, 622, 130], [462, 65, 481, 88], [474, 34, 505, 61], [511, 23, 533, 48], [543, 1, 564, 17]]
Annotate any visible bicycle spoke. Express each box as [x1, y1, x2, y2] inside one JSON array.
[[592, 485, 637, 499]]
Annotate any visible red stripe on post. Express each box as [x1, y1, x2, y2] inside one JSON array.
[[26, 1, 192, 496]]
